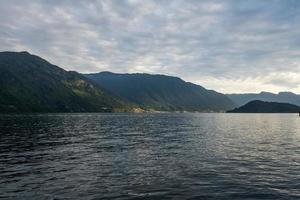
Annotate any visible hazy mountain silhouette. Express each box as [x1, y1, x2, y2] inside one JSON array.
[[227, 92, 300, 107]]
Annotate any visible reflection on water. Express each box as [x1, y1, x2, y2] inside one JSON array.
[[0, 113, 300, 199]]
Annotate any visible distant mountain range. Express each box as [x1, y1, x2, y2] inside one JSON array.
[[86, 72, 235, 112], [0, 51, 235, 113], [227, 92, 300, 107], [227, 100, 300, 113], [0, 51, 131, 112], [2, 51, 299, 113]]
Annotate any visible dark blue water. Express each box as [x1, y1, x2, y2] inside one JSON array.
[[0, 113, 300, 199]]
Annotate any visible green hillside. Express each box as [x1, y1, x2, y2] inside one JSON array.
[[0, 52, 131, 113], [86, 72, 236, 112]]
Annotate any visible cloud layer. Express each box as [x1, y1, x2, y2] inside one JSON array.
[[1, 0, 300, 93]]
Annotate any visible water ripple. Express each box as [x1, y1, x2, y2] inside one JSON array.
[[0, 113, 300, 199]]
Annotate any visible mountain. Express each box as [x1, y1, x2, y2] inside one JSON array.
[[227, 92, 300, 107], [85, 72, 236, 112], [227, 100, 300, 113], [0, 51, 131, 113]]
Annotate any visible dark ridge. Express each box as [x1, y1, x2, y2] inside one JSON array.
[[85, 71, 236, 112], [0, 51, 131, 113], [227, 100, 300, 113]]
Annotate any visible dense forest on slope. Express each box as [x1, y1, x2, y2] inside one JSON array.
[[0, 52, 131, 112], [86, 72, 236, 112]]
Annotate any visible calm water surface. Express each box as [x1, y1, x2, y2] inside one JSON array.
[[0, 113, 300, 199]]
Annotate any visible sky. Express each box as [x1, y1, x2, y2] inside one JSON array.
[[0, 0, 300, 94]]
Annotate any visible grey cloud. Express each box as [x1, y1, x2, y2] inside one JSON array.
[[0, 0, 300, 93], [266, 78, 299, 89]]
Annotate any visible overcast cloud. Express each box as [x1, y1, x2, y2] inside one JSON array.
[[0, 0, 300, 93]]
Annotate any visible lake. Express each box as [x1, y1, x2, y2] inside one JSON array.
[[0, 113, 300, 199]]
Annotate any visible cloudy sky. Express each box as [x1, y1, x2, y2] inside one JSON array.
[[1, 0, 300, 93]]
